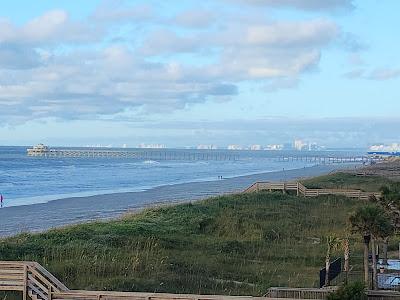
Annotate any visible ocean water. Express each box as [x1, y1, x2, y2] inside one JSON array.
[[0, 146, 363, 208]]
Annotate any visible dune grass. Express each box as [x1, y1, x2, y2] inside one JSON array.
[[1, 191, 365, 297], [302, 172, 399, 192]]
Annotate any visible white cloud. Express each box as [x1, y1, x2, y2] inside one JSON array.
[[91, 1, 153, 23], [0, 2, 342, 124], [344, 68, 400, 81], [367, 68, 400, 81], [227, 0, 355, 11], [139, 29, 204, 55], [22, 10, 68, 42], [173, 10, 216, 28], [0, 10, 100, 47], [244, 20, 338, 46]]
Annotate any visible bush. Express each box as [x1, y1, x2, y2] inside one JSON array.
[[327, 282, 367, 300]]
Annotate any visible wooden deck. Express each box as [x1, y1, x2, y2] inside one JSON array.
[[243, 182, 381, 201], [2, 261, 400, 300]]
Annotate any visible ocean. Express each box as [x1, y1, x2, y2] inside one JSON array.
[[0, 146, 364, 208]]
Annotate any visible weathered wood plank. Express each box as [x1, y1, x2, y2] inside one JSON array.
[[0, 285, 25, 291]]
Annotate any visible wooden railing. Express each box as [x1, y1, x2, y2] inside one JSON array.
[[367, 290, 400, 300], [243, 182, 381, 201], [52, 291, 267, 300], [0, 261, 26, 293], [265, 287, 337, 299], [0, 261, 69, 300], [1, 261, 269, 300], [2, 262, 400, 300], [265, 287, 400, 299]]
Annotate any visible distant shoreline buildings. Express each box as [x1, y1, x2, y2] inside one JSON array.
[[138, 143, 166, 149], [368, 143, 400, 156], [83, 139, 327, 151], [369, 143, 400, 153], [225, 139, 325, 151]]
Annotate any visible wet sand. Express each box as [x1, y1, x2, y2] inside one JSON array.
[[0, 164, 342, 237]]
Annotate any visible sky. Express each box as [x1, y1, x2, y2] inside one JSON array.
[[0, 0, 399, 148]]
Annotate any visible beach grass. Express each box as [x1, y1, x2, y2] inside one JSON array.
[[302, 172, 399, 192], [1, 192, 365, 296]]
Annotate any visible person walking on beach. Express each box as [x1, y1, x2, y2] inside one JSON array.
[[0, 194, 3, 208]]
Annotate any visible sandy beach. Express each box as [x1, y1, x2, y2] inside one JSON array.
[[0, 164, 343, 237]]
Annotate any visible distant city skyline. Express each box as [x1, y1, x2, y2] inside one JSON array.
[[0, 1, 399, 146], [26, 139, 391, 151]]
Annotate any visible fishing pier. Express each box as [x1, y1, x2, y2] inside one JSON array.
[[26, 144, 239, 161], [277, 155, 384, 164]]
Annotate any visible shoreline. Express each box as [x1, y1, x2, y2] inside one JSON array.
[[2, 164, 312, 208], [0, 164, 348, 237]]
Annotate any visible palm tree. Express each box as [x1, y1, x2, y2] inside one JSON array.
[[374, 186, 400, 265], [325, 235, 341, 286], [369, 212, 394, 290], [342, 237, 350, 284], [349, 204, 394, 289]]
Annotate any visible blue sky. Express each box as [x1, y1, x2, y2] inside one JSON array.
[[0, 0, 399, 148]]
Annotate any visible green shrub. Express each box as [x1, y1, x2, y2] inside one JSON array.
[[327, 282, 367, 300]]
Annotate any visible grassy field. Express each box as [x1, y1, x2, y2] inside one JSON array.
[[0, 172, 397, 297]]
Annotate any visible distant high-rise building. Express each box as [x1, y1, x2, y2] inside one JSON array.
[[294, 139, 308, 151], [138, 143, 166, 149], [250, 144, 262, 151], [197, 144, 218, 150], [227, 144, 243, 150], [264, 144, 283, 150]]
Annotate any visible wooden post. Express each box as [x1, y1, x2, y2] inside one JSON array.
[[48, 283, 53, 300], [296, 182, 299, 196], [23, 264, 27, 300]]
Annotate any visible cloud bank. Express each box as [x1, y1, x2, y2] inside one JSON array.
[[0, 1, 344, 124]]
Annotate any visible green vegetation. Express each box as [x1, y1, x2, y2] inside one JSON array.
[[302, 172, 399, 192], [1, 192, 362, 296], [327, 282, 367, 300], [349, 204, 394, 289]]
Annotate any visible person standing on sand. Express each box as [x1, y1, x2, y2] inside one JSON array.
[[0, 194, 3, 208]]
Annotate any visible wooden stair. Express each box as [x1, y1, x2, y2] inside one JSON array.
[[243, 181, 381, 201], [0, 261, 69, 300]]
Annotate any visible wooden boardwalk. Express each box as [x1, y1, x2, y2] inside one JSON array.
[[0, 261, 269, 300], [2, 261, 399, 300], [243, 182, 381, 201]]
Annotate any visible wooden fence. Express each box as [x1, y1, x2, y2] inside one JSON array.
[[265, 287, 400, 300], [2, 261, 400, 300], [265, 287, 336, 299], [243, 182, 381, 201], [0, 261, 271, 300]]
